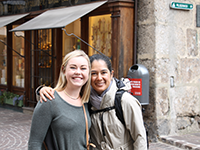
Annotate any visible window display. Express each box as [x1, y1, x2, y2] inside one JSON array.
[[37, 29, 52, 86], [0, 27, 7, 85], [62, 19, 81, 57], [12, 25, 25, 87], [89, 14, 112, 57]]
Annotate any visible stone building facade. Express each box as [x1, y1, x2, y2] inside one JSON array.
[[137, 0, 200, 142]]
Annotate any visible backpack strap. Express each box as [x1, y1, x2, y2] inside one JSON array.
[[89, 78, 127, 136], [90, 106, 115, 115], [90, 106, 115, 136], [90, 89, 127, 136], [115, 89, 126, 126]]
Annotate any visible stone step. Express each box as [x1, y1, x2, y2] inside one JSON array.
[[22, 106, 34, 115], [159, 132, 200, 150]]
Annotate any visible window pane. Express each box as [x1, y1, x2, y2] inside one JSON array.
[[62, 19, 81, 57], [37, 29, 52, 86], [89, 14, 112, 57], [0, 27, 7, 85], [12, 26, 25, 87]]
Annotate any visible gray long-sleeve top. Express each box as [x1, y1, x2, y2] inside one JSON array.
[[28, 91, 91, 150]]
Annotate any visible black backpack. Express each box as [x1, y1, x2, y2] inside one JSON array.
[[89, 78, 126, 128], [89, 77, 149, 148]]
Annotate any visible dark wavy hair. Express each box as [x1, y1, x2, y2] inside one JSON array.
[[89, 54, 112, 72]]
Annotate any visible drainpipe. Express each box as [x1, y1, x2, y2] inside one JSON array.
[[134, 0, 138, 64]]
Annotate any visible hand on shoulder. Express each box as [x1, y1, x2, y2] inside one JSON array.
[[39, 86, 55, 103]]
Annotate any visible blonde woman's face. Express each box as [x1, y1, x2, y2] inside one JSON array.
[[64, 56, 89, 88]]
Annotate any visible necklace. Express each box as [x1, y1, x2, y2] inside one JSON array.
[[64, 90, 80, 100]]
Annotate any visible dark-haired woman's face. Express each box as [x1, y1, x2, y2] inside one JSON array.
[[91, 60, 113, 95]]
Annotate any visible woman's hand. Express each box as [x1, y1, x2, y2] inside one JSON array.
[[40, 86, 55, 103]]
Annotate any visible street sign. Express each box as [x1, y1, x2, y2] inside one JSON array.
[[170, 2, 193, 10]]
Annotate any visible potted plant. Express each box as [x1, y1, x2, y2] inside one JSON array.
[[0, 90, 23, 107]]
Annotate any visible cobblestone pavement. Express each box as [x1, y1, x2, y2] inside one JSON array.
[[0, 106, 200, 150], [0, 107, 32, 150]]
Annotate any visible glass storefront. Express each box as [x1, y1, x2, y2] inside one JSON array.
[[0, 27, 7, 85], [62, 19, 81, 57], [29, 29, 53, 89], [27, 29, 54, 105], [37, 29, 53, 86], [89, 14, 112, 57], [0, 13, 112, 89], [0, 1, 113, 103], [12, 25, 25, 87], [62, 14, 112, 58]]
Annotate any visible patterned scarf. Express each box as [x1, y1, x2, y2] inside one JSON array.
[[90, 80, 113, 109]]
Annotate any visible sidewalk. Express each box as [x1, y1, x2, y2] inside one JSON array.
[[0, 106, 200, 150], [0, 106, 32, 150], [159, 133, 200, 150]]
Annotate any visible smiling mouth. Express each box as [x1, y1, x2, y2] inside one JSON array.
[[72, 77, 83, 80], [96, 82, 104, 86]]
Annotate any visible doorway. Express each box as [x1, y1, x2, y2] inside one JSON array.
[[28, 29, 55, 107]]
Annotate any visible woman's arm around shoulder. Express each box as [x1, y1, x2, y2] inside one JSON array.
[[35, 86, 55, 102]]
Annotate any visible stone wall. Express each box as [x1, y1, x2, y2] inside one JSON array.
[[137, 0, 200, 142]]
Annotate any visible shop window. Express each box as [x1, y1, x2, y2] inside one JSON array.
[[0, 27, 7, 85], [27, 29, 54, 106], [37, 29, 53, 86], [89, 14, 112, 57], [62, 19, 81, 57], [12, 25, 25, 87]]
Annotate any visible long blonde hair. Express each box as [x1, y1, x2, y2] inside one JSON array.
[[54, 50, 91, 103]]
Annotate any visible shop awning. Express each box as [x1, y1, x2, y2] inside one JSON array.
[[0, 13, 29, 28], [11, 1, 107, 32]]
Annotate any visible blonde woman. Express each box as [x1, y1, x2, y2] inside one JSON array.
[[28, 50, 91, 150]]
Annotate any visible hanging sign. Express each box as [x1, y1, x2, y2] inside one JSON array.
[[170, 2, 193, 10]]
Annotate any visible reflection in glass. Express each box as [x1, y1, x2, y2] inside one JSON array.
[[12, 25, 25, 87], [0, 27, 7, 85], [62, 19, 81, 58], [89, 14, 112, 57]]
